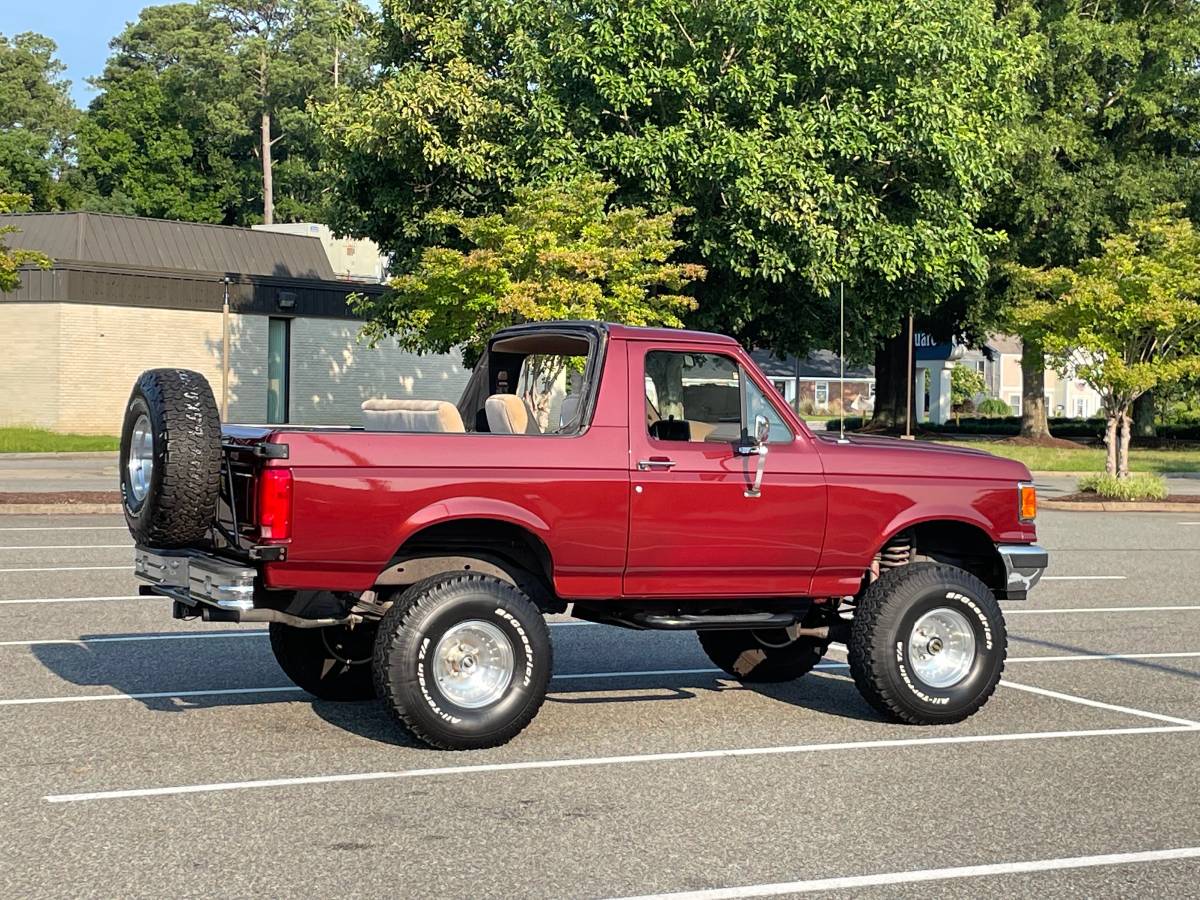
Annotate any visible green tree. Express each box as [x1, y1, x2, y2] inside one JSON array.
[[0, 33, 77, 210], [76, 1, 372, 224], [322, 0, 1025, 370], [351, 176, 704, 422], [951, 365, 987, 413], [1012, 213, 1200, 477], [0, 192, 50, 293], [988, 0, 1200, 440]]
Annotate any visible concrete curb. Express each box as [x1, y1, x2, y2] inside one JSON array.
[[0, 503, 123, 515], [0, 451, 117, 460], [1040, 499, 1196, 513]]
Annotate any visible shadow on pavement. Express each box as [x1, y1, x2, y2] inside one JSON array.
[[1010, 633, 1200, 682]]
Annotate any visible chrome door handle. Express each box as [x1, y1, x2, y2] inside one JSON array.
[[637, 458, 676, 470]]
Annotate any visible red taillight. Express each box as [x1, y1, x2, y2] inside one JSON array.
[[258, 468, 293, 540]]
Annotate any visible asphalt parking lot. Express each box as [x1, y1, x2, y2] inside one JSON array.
[[0, 510, 1197, 898]]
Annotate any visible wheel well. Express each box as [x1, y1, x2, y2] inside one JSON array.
[[379, 518, 562, 612], [877, 521, 1006, 598]]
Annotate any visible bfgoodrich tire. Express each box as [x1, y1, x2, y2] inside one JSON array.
[[373, 573, 552, 750], [849, 562, 1006, 725], [269, 622, 378, 701], [119, 369, 222, 547]]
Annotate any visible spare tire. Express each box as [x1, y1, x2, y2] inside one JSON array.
[[120, 369, 222, 547]]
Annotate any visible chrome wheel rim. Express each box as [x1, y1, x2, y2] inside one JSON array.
[[907, 607, 976, 689], [433, 620, 514, 709], [128, 414, 154, 504]]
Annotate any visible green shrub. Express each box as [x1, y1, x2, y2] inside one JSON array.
[[1076, 473, 1168, 501], [976, 398, 1013, 417]]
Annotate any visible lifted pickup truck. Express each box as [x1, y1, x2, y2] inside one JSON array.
[[121, 321, 1046, 749]]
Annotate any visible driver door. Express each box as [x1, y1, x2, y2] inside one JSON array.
[[623, 343, 826, 598]]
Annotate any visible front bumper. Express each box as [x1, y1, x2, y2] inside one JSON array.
[[997, 543, 1048, 600], [134, 546, 257, 611]]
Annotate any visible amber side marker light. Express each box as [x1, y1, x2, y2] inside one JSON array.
[[1019, 482, 1037, 522]]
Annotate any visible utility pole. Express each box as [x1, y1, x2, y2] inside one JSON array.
[[838, 281, 848, 443]]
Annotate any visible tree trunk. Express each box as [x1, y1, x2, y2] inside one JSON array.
[[1104, 414, 1118, 477], [261, 110, 274, 225], [869, 330, 911, 431], [1118, 411, 1133, 479], [1132, 391, 1156, 438], [1020, 338, 1049, 439]]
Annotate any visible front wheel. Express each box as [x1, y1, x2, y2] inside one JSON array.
[[849, 562, 1006, 725], [373, 573, 552, 750]]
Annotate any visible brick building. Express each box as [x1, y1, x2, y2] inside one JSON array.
[[0, 212, 469, 434]]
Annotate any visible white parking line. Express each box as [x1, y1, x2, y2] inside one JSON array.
[[0, 631, 267, 647], [0, 686, 302, 707], [0, 526, 126, 532], [0, 566, 129, 573], [1007, 605, 1200, 615], [999, 679, 1200, 728], [42, 724, 1198, 803], [1041, 575, 1126, 581], [0, 595, 143, 605], [0, 545, 130, 551], [604, 846, 1200, 900]]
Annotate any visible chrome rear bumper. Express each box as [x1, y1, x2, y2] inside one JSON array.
[[134, 546, 257, 611], [997, 543, 1048, 599]]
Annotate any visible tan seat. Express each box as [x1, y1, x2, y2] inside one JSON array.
[[486, 394, 539, 434], [361, 399, 465, 433]]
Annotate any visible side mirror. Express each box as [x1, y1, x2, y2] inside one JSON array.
[[754, 414, 770, 446]]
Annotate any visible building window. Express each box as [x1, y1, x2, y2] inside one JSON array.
[[267, 318, 291, 424], [1009, 393, 1021, 416], [868, 382, 876, 399], [814, 382, 829, 409], [1074, 398, 1085, 418]]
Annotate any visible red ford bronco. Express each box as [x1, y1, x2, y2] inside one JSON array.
[[121, 322, 1046, 750]]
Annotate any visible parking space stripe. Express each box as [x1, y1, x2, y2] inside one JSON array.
[[0, 565, 129, 573], [42, 725, 1198, 803], [1041, 575, 1126, 581], [0, 544, 130, 551], [0, 631, 267, 647], [604, 847, 1200, 899], [0, 595, 143, 605], [999, 679, 1200, 728], [0, 686, 302, 706], [0, 526, 126, 532], [1007, 605, 1200, 615]]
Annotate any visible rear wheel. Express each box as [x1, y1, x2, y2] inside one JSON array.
[[373, 573, 552, 750], [269, 622, 377, 701], [849, 562, 1006, 725], [697, 608, 831, 683]]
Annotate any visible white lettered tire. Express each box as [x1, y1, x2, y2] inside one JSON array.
[[849, 562, 1006, 724], [373, 573, 552, 750]]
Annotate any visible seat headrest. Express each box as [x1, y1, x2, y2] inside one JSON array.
[[485, 394, 540, 434], [360, 399, 465, 433]]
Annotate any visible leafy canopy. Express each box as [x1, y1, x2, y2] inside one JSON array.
[[351, 176, 705, 364], [322, 0, 1027, 356], [1011, 212, 1200, 413], [951, 364, 987, 411], [0, 33, 77, 210], [0, 192, 50, 293], [75, 1, 372, 224]]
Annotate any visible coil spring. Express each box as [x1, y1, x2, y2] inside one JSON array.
[[878, 534, 912, 569]]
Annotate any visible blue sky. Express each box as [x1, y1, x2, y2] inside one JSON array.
[[5, 0, 379, 108]]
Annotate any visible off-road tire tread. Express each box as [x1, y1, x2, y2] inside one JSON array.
[[373, 573, 552, 750], [123, 369, 222, 547], [849, 562, 1004, 725]]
